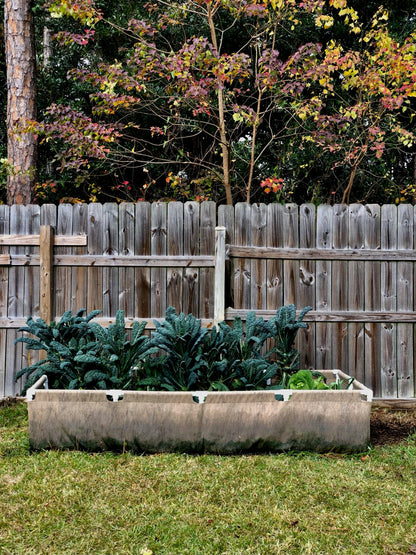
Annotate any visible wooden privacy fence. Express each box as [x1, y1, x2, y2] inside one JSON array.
[[0, 202, 415, 399]]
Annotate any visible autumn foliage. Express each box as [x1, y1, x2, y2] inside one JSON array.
[[25, 0, 416, 204]]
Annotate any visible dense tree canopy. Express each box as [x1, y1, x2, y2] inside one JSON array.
[[1, 0, 416, 204]]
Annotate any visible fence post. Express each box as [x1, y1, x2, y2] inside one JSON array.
[[39, 225, 54, 325], [214, 226, 226, 326]]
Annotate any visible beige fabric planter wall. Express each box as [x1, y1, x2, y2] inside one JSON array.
[[27, 371, 372, 454]]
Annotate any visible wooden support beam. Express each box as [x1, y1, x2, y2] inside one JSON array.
[[214, 226, 226, 326], [7, 254, 216, 267], [0, 234, 87, 246], [372, 399, 416, 409], [225, 308, 416, 323], [0, 254, 10, 265], [228, 245, 416, 261], [39, 225, 54, 324]]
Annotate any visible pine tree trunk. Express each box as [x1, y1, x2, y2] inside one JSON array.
[[5, 0, 37, 205]]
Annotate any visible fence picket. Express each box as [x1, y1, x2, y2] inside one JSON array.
[[119, 203, 135, 316], [332, 204, 349, 373], [218, 204, 235, 309], [316, 205, 332, 369], [380, 204, 398, 397], [151, 203, 167, 317], [348, 204, 366, 384], [7, 205, 27, 395], [199, 201, 216, 318], [55, 204, 72, 316], [397, 204, 414, 397], [234, 203, 251, 309], [87, 203, 103, 313], [282, 204, 299, 306], [167, 202, 183, 311], [365, 204, 381, 393], [103, 203, 119, 317], [72, 204, 88, 313], [183, 202, 200, 316], [251, 203, 267, 311], [299, 204, 316, 368], [266, 203, 284, 311], [135, 202, 151, 318], [0, 206, 9, 397]]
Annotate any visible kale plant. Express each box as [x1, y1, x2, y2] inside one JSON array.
[[15, 304, 314, 393], [262, 304, 312, 380], [150, 307, 209, 390], [15, 309, 102, 392], [79, 310, 159, 389]]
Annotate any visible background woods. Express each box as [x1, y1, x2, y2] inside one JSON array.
[[1, 0, 416, 205], [0, 201, 415, 399]]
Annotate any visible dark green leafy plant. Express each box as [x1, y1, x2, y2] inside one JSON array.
[[79, 310, 159, 389], [151, 307, 209, 391], [232, 359, 278, 390], [15, 304, 318, 393], [193, 324, 239, 391], [262, 304, 312, 380], [218, 311, 270, 362], [15, 309, 102, 392]]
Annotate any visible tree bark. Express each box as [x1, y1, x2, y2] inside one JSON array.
[[5, 0, 37, 205]]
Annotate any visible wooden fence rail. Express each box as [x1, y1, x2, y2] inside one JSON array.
[[0, 202, 415, 399]]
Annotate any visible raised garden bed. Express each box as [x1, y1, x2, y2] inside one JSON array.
[[27, 371, 372, 453]]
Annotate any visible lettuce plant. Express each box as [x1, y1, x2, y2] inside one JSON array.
[[287, 370, 355, 390]]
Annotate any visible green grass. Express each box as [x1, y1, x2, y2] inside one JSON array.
[[1, 401, 415, 555]]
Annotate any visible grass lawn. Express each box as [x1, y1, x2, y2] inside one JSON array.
[[1, 401, 415, 555]]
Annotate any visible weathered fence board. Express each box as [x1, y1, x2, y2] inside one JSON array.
[[134, 202, 151, 317], [87, 203, 103, 313], [183, 202, 200, 316], [0, 205, 9, 397], [348, 204, 366, 385], [56, 204, 72, 317], [199, 201, 216, 318], [316, 204, 332, 370], [299, 204, 315, 368], [250, 203, 267, 311], [119, 203, 135, 315], [234, 202, 251, 309], [364, 205, 381, 392], [167, 202, 183, 311], [331, 204, 349, 375], [71, 203, 89, 313], [282, 204, 299, 306], [151, 203, 167, 317], [103, 203, 119, 317], [380, 204, 398, 398], [1, 202, 416, 399], [397, 204, 414, 397], [266, 203, 283, 311]]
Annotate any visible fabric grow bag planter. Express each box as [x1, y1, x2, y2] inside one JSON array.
[[27, 371, 372, 453]]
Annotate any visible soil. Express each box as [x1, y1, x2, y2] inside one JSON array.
[[370, 408, 416, 446]]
